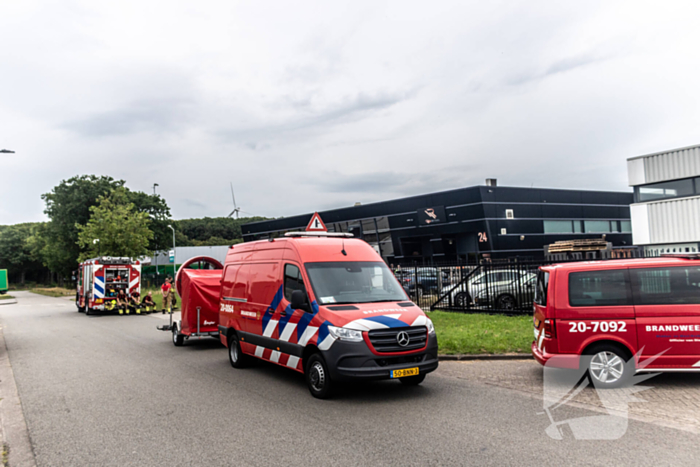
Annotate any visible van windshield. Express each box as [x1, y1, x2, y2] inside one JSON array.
[[305, 261, 408, 305]]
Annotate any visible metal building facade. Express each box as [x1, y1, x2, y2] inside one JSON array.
[[627, 143, 700, 253], [242, 184, 633, 263]]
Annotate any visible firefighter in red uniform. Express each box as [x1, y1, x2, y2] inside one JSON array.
[[128, 291, 141, 314], [161, 277, 173, 314], [141, 292, 156, 313], [116, 289, 129, 315]]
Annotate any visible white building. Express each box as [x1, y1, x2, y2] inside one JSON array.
[[627, 144, 700, 255]]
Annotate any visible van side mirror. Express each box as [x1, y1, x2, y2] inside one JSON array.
[[291, 290, 306, 310]]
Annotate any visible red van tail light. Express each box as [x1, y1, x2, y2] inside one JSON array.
[[544, 319, 556, 338]]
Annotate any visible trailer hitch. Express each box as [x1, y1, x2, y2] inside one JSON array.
[[157, 308, 175, 332]]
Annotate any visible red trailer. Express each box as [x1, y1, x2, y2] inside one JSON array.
[[158, 256, 224, 345]]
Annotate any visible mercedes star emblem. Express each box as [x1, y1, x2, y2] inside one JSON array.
[[396, 331, 410, 347]]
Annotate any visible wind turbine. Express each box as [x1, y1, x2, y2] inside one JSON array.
[[228, 182, 241, 219]]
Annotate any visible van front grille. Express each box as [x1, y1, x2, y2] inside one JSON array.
[[367, 326, 427, 353]]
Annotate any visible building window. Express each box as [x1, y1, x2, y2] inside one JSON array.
[[637, 179, 695, 202], [573, 220, 583, 233], [621, 220, 631, 232], [584, 220, 612, 233], [544, 220, 574, 233]]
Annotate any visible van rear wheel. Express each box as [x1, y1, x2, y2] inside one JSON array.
[[228, 333, 248, 368], [306, 353, 333, 399], [584, 344, 632, 389]]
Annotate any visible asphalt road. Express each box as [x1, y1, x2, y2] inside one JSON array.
[[1, 291, 698, 466]]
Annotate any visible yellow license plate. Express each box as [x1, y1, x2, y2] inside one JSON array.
[[391, 367, 419, 378]]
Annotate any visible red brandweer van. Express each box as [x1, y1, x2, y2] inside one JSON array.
[[217, 232, 439, 398], [533, 255, 700, 387]]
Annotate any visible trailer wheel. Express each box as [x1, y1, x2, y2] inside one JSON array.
[[228, 333, 248, 368], [305, 353, 333, 399], [172, 325, 185, 347]]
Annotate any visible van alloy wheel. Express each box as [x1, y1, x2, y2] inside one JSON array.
[[589, 351, 625, 384]]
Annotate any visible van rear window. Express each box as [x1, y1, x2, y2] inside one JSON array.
[[534, 270, 549, 306], [569, 270, 631, 307]]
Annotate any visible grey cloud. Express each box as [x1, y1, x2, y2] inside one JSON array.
[[505, 52, 610, 87], [62, 98, 195, 137], [218, 90, 413, 144], [179, 198, 207, 209], [314, 165, 480, 197]]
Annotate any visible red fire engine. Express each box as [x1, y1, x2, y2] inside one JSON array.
[[76, 256, 142, 315]]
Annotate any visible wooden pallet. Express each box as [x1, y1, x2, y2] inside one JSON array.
[[547, 239, 609, 253]]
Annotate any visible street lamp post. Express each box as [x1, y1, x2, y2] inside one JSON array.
[[167, 225, 176, 279]]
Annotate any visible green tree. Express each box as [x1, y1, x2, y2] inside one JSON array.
[[41, 175, 171, 276], [0, 223, 47, 285], [76, 188, 154, 261], [173, 216, 268, 244], [42, 175, 124, 276]]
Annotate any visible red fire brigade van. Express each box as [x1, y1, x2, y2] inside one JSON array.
[[76, 256, 141, 315], [217, 233, 439, 398], [533, 255, 700, 387]]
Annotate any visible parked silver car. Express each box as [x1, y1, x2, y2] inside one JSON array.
[[439, 269, 536, 309]]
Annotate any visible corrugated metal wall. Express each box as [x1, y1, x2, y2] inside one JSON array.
[[150, 245, 230, 266], [647, 197, 700, 244], [642, 145, 700, 184]]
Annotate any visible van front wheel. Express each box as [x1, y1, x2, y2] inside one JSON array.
[[306, 353, 333, 399]]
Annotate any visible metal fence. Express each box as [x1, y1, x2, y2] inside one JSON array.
[[398, 248, 663, 315]]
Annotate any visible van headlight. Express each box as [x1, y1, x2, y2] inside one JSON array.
[[426, 318, 435, 335], [328, 326, 363, 342]]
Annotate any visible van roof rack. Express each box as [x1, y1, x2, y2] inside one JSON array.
[[284, 232, 354, 238], [660, 253, 700, 259]]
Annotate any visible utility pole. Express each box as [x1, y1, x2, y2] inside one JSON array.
[[153, 183, 159, 195]]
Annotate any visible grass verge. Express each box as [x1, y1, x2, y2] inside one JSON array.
[[0, 294, 14, 300], [29, 287, 75, 298], [430, 310, 533, 355]]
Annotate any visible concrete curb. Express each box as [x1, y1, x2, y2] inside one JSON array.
[[0, 325, 37, 467], [439, 353, 532, 361], [0, 299, 17, 306]]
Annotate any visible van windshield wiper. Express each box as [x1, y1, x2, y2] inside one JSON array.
[[327, 299, 403, 305]]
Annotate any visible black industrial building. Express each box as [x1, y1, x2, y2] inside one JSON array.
[[241, 182, 633, 263]]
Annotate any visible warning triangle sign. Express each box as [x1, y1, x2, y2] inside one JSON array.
[[305, 212, 327, 231]]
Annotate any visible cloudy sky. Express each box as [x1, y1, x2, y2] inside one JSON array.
[[2, 0, 700, 224]]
